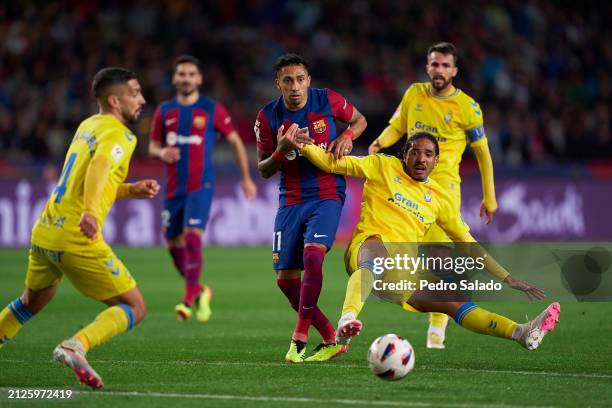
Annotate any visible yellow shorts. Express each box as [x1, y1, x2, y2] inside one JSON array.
[[344, 233, 440, 310], [344, 233, 377, 276], [25, 243, 136, 301]]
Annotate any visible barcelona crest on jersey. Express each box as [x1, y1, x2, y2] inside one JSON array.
[[193, 116, 206, 129], [312, 119, 327, 133]]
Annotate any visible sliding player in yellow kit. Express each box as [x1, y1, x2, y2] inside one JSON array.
[[0, 67, 159, 389], [285, 127, 559, 357], [369, 42, 497, 349]]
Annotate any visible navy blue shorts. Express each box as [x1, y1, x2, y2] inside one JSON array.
[[272, 199, 343, 270], [162, 187, 213, 239]]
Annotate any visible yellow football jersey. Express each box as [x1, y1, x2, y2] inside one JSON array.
[[31, 114, 137, 251], [301, 145, 474, 243], [389, 82, 485, 188]]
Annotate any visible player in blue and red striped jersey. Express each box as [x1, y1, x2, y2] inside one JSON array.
[[149, 55, 257, 322], [255, 53, 367, 363]]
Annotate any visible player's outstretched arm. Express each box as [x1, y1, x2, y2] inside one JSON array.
[[471, 139, 497, 224], [226, 131, 257, 200], [116, 180, 160, 199], [453, 237, 545, 300], [437, 199, 544, 300], [327, 107, 367, 159], [298, 141, 375, 179], [368, 125, 403, 155], [502, 275, 546, 300]]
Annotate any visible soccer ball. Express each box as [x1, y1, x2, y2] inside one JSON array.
[[367, 334, 415, 380]]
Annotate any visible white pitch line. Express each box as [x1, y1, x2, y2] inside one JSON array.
[[73, 390, 556, 408], [434, 367, 612, 380], [2, 358, 612, 380]]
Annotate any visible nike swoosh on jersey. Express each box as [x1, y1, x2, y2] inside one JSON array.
[[313, 233, 328, 238], [165, 118, 177, 125], [188, 218, 202, 225]]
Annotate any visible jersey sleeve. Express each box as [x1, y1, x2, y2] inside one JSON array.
[[301, 144, 380, 179], [94, 128, 133, 171], [463, 98, 486, 144], [327, 89, 354, 123], [213, 102, 236, 138], [436, 193, 475, 243], [149, 105, 164, 143], [255, 110, 275, 153], [388, 86, 412, 134]]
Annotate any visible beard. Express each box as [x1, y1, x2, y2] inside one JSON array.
[[430, 76, 452, 91], [122, 107, 140, 124], [178, 83, 197, 96]]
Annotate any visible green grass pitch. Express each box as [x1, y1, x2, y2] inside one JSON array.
[[1, 247, 611, 407]]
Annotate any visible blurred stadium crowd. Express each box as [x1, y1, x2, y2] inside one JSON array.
[[0, 0, 610, 168]]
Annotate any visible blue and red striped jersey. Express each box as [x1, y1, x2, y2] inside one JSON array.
[[150, 95, 235, 199], [255, 88, 354, 207]]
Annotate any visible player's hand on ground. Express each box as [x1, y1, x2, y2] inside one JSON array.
[[79, 212, 99, 240], [480, 201, 496, 224], [130, 180, 160, 199], [160, 147, 180, 164], [328, 131, 353, 159], [276, 123, 300, 153], [242, 178, 257, 200], [503, 275, 546, 300], [368, 139, 382, 155]]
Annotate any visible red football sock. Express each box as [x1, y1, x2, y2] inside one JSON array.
[[183, 232, 203, 306], [277, 277, 336, 343], [169, 246, 187, 277], [292, 246, 325, 343]]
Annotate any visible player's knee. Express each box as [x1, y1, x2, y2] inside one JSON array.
[[277, 269, 301, 280], [131, 296, 147, 325], [119, 293, 147, 325], [167, 235, 185, 247], [126, 301, 146, 326], [184, 230, 202, 252], [303, 244, 325, 269], [135, 303, 147, 325], [184, 228, 203, 237]]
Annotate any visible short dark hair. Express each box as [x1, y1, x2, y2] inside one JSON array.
[[274, 53, 309, 77], [427, 42, 458, 64], [401, 132, 440, 157], [174, 55, 202, 73], [92, 67, 137, 99]]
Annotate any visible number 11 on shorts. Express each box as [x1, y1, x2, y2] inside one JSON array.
[[272, 231, 282, 251]]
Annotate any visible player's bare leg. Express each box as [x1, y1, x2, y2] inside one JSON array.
[[55, 287, 147, 389]]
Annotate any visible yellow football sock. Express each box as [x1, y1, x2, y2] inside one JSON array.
[[0, 298, 34, 347], [429, 312, 449, 329], [0, 308, 22, 347], [74, 305, 133, 352], [454, 302, 517, 339], [341, 268, 373, 317]]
